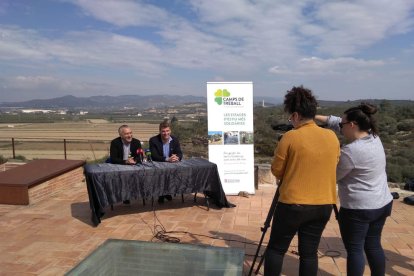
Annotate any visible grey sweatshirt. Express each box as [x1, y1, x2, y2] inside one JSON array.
[[326, 115, 392, 209]]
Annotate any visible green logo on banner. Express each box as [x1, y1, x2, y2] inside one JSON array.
[[214, 89, 231, 105]]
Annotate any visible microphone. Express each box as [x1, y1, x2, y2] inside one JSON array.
[[145, 149, 152, 162], [136, 148, 144, 164]]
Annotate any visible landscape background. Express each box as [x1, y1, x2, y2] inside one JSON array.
[[0, 95, 413, 183]]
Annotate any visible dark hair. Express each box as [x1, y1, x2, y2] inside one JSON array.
[[344, 103, 378, 136], [159, 120, 171, 131], [283, 85, 318, 119]]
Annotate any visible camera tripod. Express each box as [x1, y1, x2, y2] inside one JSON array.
[[248, 185, 339, 276], [248, 184, 280, 276]]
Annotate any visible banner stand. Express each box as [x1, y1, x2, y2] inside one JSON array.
[[207, 82, 255, 195]]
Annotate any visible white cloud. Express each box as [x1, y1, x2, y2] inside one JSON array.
[[72, 0, 170, 27], [0, 26, 49, 60], [71, 0, 303, 68], [1, 0, 414, 101], [306, 0, 414, 56], [13, 75, 58, 87], [0, 26, 165, 76], [60, 1, 414, 70], [54, 31, 164, 75], [299, 56, 385, 70], [2, 74, 132, 96], [269, 56, 385, 76], [7, 75, 102, 92]]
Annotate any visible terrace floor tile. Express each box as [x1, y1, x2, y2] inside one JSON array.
[[0, 180, 413, 275]]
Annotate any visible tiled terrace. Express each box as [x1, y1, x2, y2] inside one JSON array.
[[0, 179, 413, 275]]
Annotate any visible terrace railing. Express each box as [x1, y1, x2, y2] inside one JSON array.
[[0, 137, 209, 162]]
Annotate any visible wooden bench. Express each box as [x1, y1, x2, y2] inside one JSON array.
[[0, 159, 85, 205]]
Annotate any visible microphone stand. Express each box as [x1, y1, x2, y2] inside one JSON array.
[[136, 149, 144, 164], [144, 149, 153, 163]]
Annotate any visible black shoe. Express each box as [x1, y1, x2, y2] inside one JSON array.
[[123, 200, 130, 205], [158, 196, 165, 204], [165, 195, 173, 201]]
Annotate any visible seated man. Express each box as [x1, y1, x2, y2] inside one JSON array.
[[149, 120, 183, 203], [110, 124, 142, 204]]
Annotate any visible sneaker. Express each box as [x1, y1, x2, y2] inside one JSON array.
[[165, 195, 173, 201]]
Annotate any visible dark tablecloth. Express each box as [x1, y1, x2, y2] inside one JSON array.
[[84, 158, 234, 226]]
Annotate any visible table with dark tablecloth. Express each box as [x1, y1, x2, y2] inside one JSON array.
[[84, 158, 234, 225]]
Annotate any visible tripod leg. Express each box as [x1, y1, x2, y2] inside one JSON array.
[[249, 228, 269, 276], [255, 248, 267, 274], [248, 187, 280, 276]]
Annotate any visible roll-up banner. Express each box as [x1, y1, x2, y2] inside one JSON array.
[[207, 82, 255, 195]]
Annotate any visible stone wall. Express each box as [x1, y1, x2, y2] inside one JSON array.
[[28, 167, 85, 204], [257, 164, 277, 185]]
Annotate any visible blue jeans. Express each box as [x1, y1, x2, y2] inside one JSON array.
[[264, 203, 332, 276], [339, 201, 393, 276]]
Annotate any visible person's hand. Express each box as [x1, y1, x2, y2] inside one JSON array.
[[125, 157, 136, 165], [168, 154, 180, 162]]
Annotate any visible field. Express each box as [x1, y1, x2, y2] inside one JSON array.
[[0, 121, 159, 161]]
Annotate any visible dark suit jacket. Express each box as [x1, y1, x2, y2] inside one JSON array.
[[149, 134, 183, 162], [109, 137, 142, 164]]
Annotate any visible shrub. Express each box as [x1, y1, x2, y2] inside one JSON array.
[[14, 155, 26, 161], [0, 155, 7, 164], [402, 166, 414, 181], [386, 163, 402, 182], [397, 119, 414, 132]]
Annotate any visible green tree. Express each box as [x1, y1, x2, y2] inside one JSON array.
[[386, 163, 402, 182]]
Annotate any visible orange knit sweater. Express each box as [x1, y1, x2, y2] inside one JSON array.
[[271, 121, 340, 204]]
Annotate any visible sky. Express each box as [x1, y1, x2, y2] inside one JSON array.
[[1, 0, 414, 102]]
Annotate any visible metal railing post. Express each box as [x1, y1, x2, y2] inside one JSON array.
[[64, 139, 67, 160], [12, 138, 16, 159]]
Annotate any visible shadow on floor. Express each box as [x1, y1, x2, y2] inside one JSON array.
[[70, 193, 221, 226], [319, 236, 413, 276]]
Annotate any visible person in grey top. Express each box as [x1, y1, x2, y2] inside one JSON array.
[[316, 103, 393, 276]]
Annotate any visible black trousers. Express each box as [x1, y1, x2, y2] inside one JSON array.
[[264, 203, 332, 276]]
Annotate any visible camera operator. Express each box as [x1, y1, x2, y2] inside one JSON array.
[[265, 86, 340, 276]]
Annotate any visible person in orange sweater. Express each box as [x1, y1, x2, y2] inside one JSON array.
[[265, 86, 340, 276]]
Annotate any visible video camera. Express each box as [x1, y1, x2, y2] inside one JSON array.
[[271, 123, 294, 132], [271, 123, 294, 141]]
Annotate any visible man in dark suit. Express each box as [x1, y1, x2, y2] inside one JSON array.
[[110, 124, 142, 165], [110, 124, 142, 204], [149, 120, 183, 203]]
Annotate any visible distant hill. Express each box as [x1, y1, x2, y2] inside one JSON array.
[[257, 98, 414, 108], [0, 94, 284, 109], [0, 95, 206, 110], [318, 99, 414, 107], [1, 94, 411, 110], [253, 96, 283, 106]]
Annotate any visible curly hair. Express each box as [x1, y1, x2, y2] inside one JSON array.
[[283, 85, 318, 119], [344, 103, 379, 136]]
